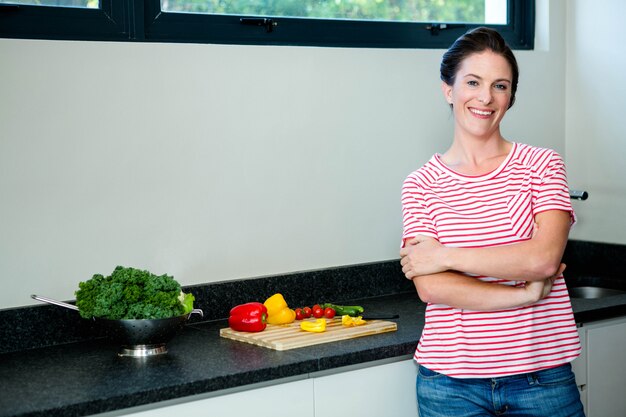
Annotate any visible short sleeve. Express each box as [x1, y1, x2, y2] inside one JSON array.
[[533, 150, 576, 225], [401, 174, 439, 246]]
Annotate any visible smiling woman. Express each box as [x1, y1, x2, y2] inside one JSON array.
[[0, 0, 535, 48], [400, 27, 585, 417]]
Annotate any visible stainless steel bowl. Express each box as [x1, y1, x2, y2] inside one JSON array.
[[96, 309, 203, 357], [31, 294, 203, 357]]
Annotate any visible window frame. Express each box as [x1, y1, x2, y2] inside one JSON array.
[[0, 0, 535, 50]]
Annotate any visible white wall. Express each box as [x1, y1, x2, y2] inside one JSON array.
[[0, 1, 575, 310], [565, 0, 626, 244]]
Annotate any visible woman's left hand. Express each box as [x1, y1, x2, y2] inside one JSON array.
[[400, 236, 448, 279]]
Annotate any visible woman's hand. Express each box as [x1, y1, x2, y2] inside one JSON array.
[[400, 236, 448, 279], [523, 263, 566, 303]]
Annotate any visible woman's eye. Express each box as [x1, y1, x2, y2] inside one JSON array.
[[467, 80, 479, 87], [494, 84, 508, 91]]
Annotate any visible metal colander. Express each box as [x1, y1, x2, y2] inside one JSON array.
[[31, 294, 203, 357]]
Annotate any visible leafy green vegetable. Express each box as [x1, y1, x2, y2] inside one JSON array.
[[75, 266, 194, 320], [178, 291, 195, 315]]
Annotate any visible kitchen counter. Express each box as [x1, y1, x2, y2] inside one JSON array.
[[2, 291, 626, 417], [1, 240, 625, 417], [0, 292, 422, 417]]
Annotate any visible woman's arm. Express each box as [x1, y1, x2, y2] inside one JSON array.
[[410, 269, 559, 310], [400, 210, 571, 282]]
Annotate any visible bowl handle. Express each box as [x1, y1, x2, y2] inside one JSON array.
[[189, 308, 204, 318]]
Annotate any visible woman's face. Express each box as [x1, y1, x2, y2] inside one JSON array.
[[442, 50, 513, 140]]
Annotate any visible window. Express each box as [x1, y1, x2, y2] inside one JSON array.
[[0, 0, 534, 49], [161, 0, 507, 24], [5, 0, 97, 7], [0, 0, 128, 41]]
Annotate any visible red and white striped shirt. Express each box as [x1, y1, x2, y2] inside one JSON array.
[[402, 142, 581, 378]]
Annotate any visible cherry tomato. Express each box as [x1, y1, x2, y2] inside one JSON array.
[[324, 307, 336, 319], [295, 308, 304, 320], [302, 306, 312, 318], [312, 304, 321, 312], [312, 306, 324, 318]]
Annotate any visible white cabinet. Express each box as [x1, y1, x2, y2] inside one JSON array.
[[115, 378, 315, 417], [585, 316, 626, 417], [571, 316, 626, 417], [570, 326, 587, 414], [313, 359, 418, 417], [110, 358, 418, 417]]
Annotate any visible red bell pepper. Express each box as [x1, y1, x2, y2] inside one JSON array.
[[228, 302, 268, 332]]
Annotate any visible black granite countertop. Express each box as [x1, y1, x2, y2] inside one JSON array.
[[1, 240, 625, 417], [3, 291, 626, 417], [0, 292, 423, 417]]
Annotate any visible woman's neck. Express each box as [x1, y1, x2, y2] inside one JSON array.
[[441, 135, 512, 176]]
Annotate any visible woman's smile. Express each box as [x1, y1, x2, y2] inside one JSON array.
[[468, 107, 495, 118]]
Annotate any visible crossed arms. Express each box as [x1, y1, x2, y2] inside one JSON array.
[[399, 210, 571, 310]]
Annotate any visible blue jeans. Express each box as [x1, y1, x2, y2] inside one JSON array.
[[416, 363, 585, 417]]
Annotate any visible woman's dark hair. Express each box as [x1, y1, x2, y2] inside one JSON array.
[[440, 27, 519, 109]]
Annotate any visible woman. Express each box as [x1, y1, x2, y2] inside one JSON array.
[[400, 27, 585, 417]]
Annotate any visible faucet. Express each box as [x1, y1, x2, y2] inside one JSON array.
[[569, 190, 589, 200]]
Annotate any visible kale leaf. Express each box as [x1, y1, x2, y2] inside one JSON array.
[[75, 266, 194, 320]]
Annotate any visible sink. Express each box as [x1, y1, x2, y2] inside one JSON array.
[[568, 286, 626, 299]]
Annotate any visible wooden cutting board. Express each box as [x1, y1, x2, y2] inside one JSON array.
[[219, 318, 397, 351]]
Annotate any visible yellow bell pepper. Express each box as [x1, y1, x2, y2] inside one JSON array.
[[342, 315, 367, 327], [264, 293, 287, 314], [266, 307, 296, 324], [301, 318, 326, 333], [263, 293, 296, 325]]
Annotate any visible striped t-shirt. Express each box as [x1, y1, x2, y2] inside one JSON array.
[[401, 142, 581, 378]]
